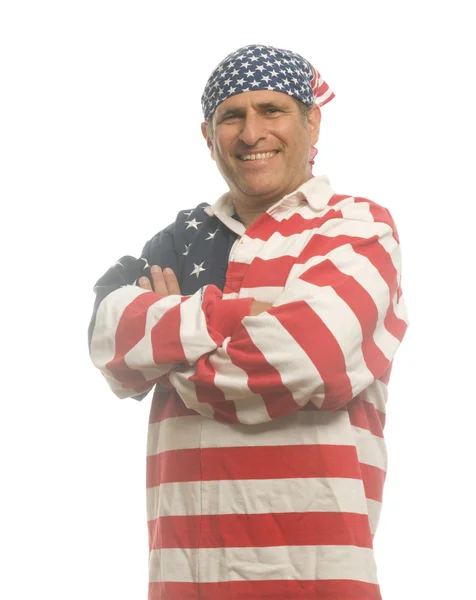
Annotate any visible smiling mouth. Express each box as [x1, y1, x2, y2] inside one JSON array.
[[238, 150, 279, 161]]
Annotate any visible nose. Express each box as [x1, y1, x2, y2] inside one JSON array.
[[238, 112, 267, 147]]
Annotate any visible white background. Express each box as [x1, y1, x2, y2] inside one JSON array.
[[1, 1, 475, 599]]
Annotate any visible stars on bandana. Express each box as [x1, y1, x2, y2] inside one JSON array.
[[185, 218, 202, 230], [201, 44, 324, 121], [190, 262, 206, 278], [183, 243, 191, 256]]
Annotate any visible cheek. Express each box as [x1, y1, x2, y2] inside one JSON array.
[[214, 130, 234, 156]]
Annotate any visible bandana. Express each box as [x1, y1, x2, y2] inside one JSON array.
[[201, 44, 335, 121]]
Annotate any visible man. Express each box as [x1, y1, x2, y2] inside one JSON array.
[[89, 44, 409, 600]]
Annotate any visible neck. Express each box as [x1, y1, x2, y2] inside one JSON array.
[[230, 170, 312, 228], [232, 196, 279, 228]]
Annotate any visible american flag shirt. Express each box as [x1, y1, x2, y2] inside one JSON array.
[[89, 174, 409, 600]]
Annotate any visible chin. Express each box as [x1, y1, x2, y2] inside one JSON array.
[[239, 177, 284, 197]]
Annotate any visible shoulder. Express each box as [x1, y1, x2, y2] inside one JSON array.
[[294, 189, 401, 249], [326, 193, 392, 224], [144, 202, 214, 253]]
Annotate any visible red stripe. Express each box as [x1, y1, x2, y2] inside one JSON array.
[[360, 462, 386, 502], [191, 357, 240, 424], [347, 393, 384, 439], [273, 300, 353, 410], [299, 259, 390, 381], [226, 325, 300, 420], [223, 262, 248, 294], [384, 303, 408, 341], [274, 209, 344, 238], [106, 292, 163, 387], [231, 209, 339, 243], [379, 361, 392, 384], [149, 579, 382, 600], [244, 209, 344, 241], [146, 444, 361, 488], [149, 511, 373, 549], [147, 449, 201, 488], [241, 255, 295, 287], [328, 193, 351, 207], [358, 198, 400, 243]]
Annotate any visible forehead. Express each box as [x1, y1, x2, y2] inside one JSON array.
[[215, 90, 297, 114]]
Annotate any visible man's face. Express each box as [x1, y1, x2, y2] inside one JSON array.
[[201, 90, 321, 206]]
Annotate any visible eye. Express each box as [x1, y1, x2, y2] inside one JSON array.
[[265, 107, 281, 115]]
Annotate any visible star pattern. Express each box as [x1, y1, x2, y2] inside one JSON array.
[[185, 218, 202, 230], [206, 230, 218, 241], [201, 44, 326, 120], [190, 262, 206, 278], [183, 243, 191, 256]]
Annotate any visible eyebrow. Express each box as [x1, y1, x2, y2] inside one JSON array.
[[218, 101, 289, 118]]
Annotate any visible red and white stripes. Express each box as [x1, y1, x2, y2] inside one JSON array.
[[90, 176, 408, 599]]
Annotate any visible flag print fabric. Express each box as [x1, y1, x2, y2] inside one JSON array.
[[201, 44, 335, 121], [89, 174, 409, 600]]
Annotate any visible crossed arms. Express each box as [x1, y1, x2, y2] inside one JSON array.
[[89, 211, 408, 424]]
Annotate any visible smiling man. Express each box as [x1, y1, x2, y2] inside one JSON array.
[[89, 44, 409, 600], [202, 90, 321, 227]]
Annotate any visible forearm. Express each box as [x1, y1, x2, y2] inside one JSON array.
[[89, 284, 253, 398]]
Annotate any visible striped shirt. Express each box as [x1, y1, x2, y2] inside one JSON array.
[[89, 175, 409, 600]]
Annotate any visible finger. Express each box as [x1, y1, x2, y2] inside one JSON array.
[[138, 277, 152, 290], [163, 268, 181, 295], [150, 265, 169, 295]]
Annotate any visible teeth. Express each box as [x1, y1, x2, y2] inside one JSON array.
[[241, 151, 278, 161]]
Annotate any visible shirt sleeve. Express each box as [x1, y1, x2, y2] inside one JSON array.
[[89, 284, 254, 398], [87, 225, 176, 401]]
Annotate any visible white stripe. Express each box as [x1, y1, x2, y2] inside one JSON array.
[[238, 285, 285, 303], [124, 294, 182, 380], [210, 338, 271, 423], [149, 545, 378, 583], [90, 285, 148, 371], [179, 290, 219, 364], [168, 371, 215, 419], [352, 425, 387, 471], [244, 311, 323, 406], [316, 87, 334, 106], [339, 197, 374, 222], [316, 218, 398, 264], [366, 498, 383, 535], [362, 380, 388, 415], [146, 476, 368, 520], [147, 408, 354, 455]]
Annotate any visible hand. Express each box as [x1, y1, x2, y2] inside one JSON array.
[[139, 265, 181, 295], [250, 300, 273, 316]]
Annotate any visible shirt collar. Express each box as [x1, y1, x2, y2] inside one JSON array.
[[204, 174, 336, 234]]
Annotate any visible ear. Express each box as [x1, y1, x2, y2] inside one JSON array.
[[201, 122, 215, 160], [307, 105, 321, 147]]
